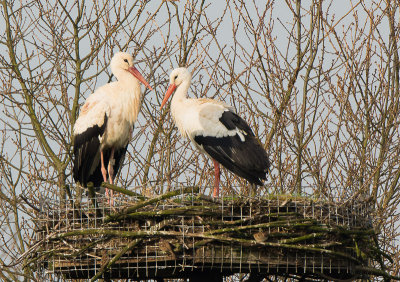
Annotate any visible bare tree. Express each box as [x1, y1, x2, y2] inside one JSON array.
[[0, 0, 168, 279], [210, 0, 400, 274], [0, 0, 399, 280]]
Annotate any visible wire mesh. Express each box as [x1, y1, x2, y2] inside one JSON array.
[[34, 187, 373, 280]]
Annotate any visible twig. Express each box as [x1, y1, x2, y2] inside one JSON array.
[[123, 206, 218, 219], [53, 228, 360, 263], [205, 218, 316, 235], [104, 186, 199, 222], [278, 232, 325, 244], [90, 239, 141, 281], [354, 266, 400, 280], [101, 183, 147, 200]]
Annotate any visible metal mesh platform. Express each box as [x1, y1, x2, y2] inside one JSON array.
[[34, 187, 375, 280]]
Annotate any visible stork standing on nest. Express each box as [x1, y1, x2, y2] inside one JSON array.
[[160, 68, 270, 197], [73, 52, 153, 201]]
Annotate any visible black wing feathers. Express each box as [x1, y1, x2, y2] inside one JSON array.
[[73, 114, 108, 186], [194, 111, 270, 185], [219, 111, 254, 136]]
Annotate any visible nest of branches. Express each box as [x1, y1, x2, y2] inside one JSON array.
[[31, 185, 395, 281]]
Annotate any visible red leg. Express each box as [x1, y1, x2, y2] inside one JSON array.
[[100, 150, 108, 183], [213, 159, 220, 198], [107, 147, 115, 205], [101, 150, 113, 204], [108, 147, 115, 184]]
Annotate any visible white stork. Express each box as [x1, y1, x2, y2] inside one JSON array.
[[160, 68, 270, 197], [73, 52, 153, 200]]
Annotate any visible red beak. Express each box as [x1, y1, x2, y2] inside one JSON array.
[[160, 84, 177, 110], [128, 66, 153, 91]]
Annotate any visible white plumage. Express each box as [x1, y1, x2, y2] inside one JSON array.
[[73, 52, 152, 199], [160, 68, 270, 197]]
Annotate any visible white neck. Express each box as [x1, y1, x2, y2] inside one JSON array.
[[170, 79, 192, 138], [171, 79, 190, 108], [115, 69, 142, 125], [114, 69, 134, 84], [128, 81, 142, 123]]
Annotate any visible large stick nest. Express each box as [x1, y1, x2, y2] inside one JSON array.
[[31, 186, 395, 281]]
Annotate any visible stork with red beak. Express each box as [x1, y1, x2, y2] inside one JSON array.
[[160, 68, 270, 197], [73, 52, 153, 200]]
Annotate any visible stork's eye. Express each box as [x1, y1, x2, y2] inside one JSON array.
[[174, 75, 178, 80], [124, 59, 128, 63]]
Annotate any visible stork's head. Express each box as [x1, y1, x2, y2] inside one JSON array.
[[169, 67, 192, 87], [160, 68, 192, 109], [110, 52, 153, 90]]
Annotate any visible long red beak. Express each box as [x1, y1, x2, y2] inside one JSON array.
[[160, 84, 177, 110], [128, 66, 153, 91]]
